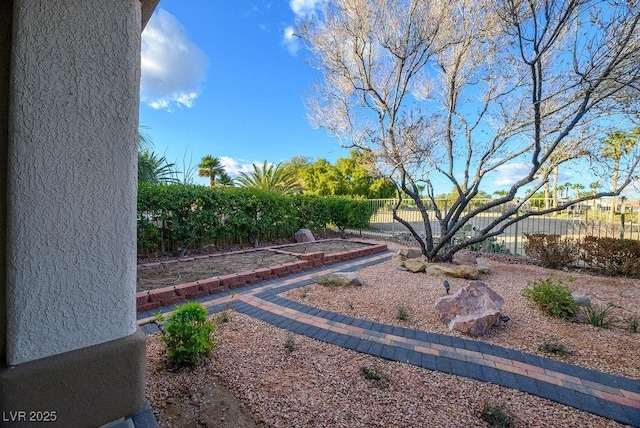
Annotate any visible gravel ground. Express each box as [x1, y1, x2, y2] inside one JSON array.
[[145, 240, 638, 427]]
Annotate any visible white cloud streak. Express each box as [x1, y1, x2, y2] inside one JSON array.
[[493, 163, 530, 187], [289, 0, 323, 17], [282, 26, 301, 55], [220, 156, 256, 178], [141, 9, 208, 110]]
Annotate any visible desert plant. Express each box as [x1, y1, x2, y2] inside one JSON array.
[[317, 275, 348, 288], [538, 337, 573, 356], [299, 286, 309, 299], [622, 317, 639, 333], [284, 332, 297, 354], [347, 300, 355, 310], [579, 303, 618, 328], [480, 402, 513, 428], [360, 362, 385, 385], [523, 234, 575, 269], [523, 278, 577, 319], [156, 302, 217, 367], [395, 305, 410, 321]]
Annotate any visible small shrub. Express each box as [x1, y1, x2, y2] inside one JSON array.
[[579, 303, 618, 328], [622, 317, 639, 333], [523, 278, 577, 319], [157, 302, 217, 367], [395, 305, 410, 321], [538, 337, 573, 356], [217, 308, 231, 323], [480, 402, 513, 428], [299, 286, 309, 299], [580, 236, 640, 277], [284, 333, 297, 354], [347, 300, 355, 310], [523, 234, 575, 269], [317, 275, 348, 288], [360, 362, 385, 385]]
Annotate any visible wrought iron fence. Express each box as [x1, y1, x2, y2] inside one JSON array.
[[348, 198, 640, 256]]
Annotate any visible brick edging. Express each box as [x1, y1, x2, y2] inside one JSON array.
[[136, 240, 387, 312]]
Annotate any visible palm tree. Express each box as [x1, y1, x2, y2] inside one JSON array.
[[602, 130, 638, 222], [235, 161, 302, 194], [217, 172, 234, 187], [198, 155, 226, 188], [138, 151, 179, 184]]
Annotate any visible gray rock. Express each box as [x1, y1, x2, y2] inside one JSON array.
[[434, 281, 504, 337], [572, 293, 591, 307], [476, 263, 491, 274], [294, 228, 315, 243]]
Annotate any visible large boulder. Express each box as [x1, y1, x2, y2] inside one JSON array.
[[403, 258, 426, 273], [425, 264, 479, 279], [434, 281, 504, 337], [294, 228, 315, 243]]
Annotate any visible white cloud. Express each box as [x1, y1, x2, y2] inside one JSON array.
[[493, 163, 530, 187], [141, 9, 208, 110], [282, 26, 301, 55], [220, 156, 256, 178], [290, 0, 322, 17]]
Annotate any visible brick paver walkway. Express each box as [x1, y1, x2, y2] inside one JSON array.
[[138, 251, 640, 427]]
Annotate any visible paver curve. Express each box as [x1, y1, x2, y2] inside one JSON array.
[[139, 251, 640, 427]]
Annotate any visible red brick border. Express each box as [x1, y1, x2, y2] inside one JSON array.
[[136, 240, 388, 311]]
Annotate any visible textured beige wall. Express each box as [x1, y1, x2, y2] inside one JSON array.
[[6, 0, 141, 365], [0, 1, 11, 360]]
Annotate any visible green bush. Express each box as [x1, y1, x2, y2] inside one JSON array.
[[157, 302, 217, 367], [291, 194, 331, 230], [522, 278, 577, 319], [523, 234, 575, 269], [580, 236, 640, 277], [326, 196, 371, 238]]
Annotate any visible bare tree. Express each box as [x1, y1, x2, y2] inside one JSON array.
[[298, 0, 640, 261]]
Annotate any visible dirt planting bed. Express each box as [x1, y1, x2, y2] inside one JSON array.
[[137, 239, 376, 292]]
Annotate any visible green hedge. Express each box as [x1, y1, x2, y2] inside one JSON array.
[[137, 184, 370, 255]]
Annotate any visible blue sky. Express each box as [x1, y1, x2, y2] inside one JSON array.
[[140, 0, 349, 185], [139, 1, 636, 197]]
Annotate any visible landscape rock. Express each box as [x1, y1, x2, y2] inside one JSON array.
[[572, 293, 591, 307], [398, 248, 423, 259], [434, 281, 504, 337], [403, 258, 426, 273], [476, 263, 491, 274], [322, 272, 364, 286], [453, 252, 477, 266], [425, 264, 479, 279], [294, 229, 315, 243], [392, 254, 407, 266]]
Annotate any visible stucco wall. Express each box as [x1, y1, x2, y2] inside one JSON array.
[[0, 1, 11, 360], [6, 0, 141, 365]]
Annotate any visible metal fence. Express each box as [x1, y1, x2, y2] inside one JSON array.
[[349, 198, 640, 256]]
